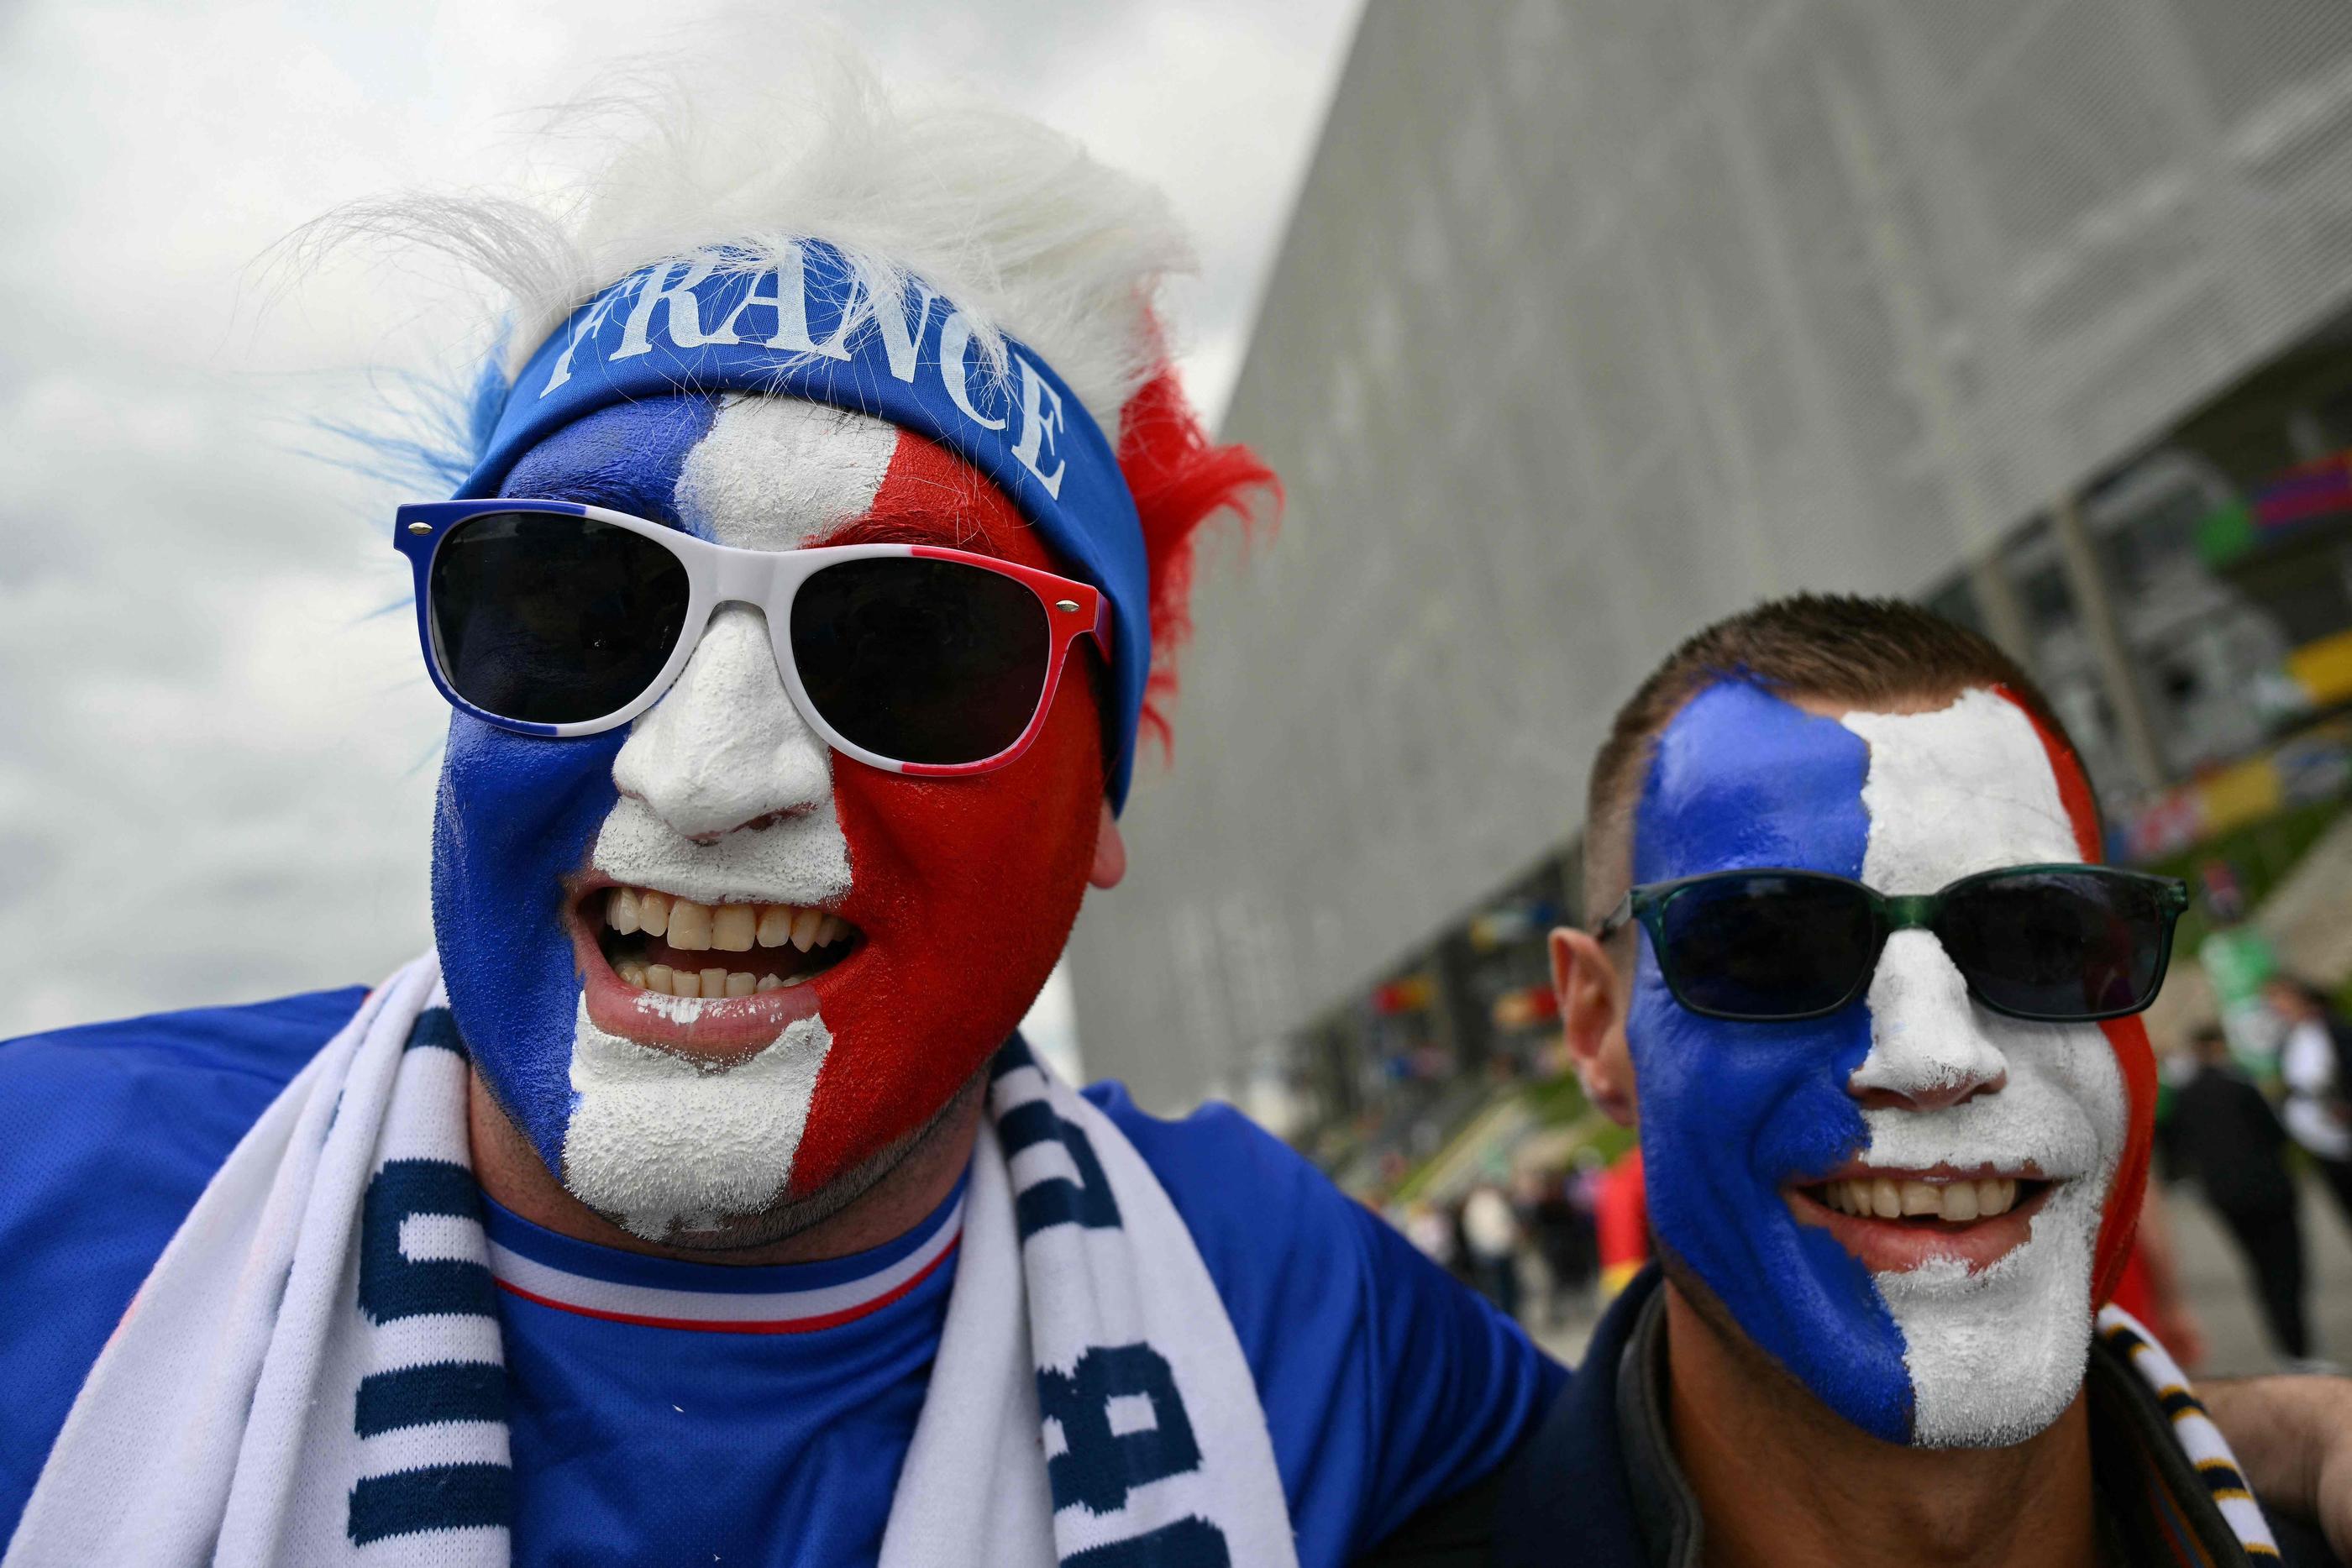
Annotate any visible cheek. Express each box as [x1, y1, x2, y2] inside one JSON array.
[[431, 718, 626, 1162], [785, 661, 1105, 1191], [2049, 1027, 2131, 1156], [1631, 960, 1914, 1441], [1630, 963, 1872, 1198]]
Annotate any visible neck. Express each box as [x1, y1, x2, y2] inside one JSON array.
[[467, 1067, 984, 1266], [1661, 1279, 2100, 1568]]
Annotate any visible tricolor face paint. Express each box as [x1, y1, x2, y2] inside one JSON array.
[[1628, 681, 2134, 1446], [433, 394, 1105, 1241]]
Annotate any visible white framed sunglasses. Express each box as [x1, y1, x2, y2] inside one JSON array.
[[395, 499, 1112, 777]]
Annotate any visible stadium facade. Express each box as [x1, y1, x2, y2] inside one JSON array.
[[1066, 0, 2352, 1130]]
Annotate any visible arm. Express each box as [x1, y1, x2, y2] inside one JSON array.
[[2202, 1372, 2352, 1560]]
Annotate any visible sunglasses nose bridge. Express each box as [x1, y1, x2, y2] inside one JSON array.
[[699, 552, 798, 685], [706, 548, 783, 615]]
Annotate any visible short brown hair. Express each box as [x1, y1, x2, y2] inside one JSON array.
[[1583, 594, 2082, 925]]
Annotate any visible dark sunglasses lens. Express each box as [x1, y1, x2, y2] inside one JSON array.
[[791, 558, 1051, 765], [1937, 870, 2170, 1019], [1658, 874, 1877, 1019], [428, 511, 690, 726]]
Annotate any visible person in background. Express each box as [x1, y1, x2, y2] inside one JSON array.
[[1591, 1146, 1648, 1302], [1461, 1180, 1525, 1320], [2173, 1023, 2318, 1367], [1402, 1198, 1460, 1275], [1520, 1166, 1594, 1325], [2202, 874, 2286, 1072], [2271, 976, 2352, 1231]]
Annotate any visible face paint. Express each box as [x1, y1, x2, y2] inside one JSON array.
[[1840, 690, 2128, 1447], [433, 394, 1105, 1242], [1628, 681, 2131, 1448], [433, 396, 718, 1167], [1628, 680, 1903, 1438]]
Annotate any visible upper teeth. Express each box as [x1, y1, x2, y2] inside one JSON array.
[[606, 889, 848, 953], [1819, 1176, 2018, 1220]]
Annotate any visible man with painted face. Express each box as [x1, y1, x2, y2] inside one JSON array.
[[0, 60, 1559, 1568], [1490, 595, 2348, 1567], [8, 64, 2352, 1568]]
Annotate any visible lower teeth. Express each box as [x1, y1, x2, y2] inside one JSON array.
[[617, 962, 804, 999]]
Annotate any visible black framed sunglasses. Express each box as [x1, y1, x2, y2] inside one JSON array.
[[1596, 864, 2190, 1024]]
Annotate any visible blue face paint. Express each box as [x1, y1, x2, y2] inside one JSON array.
[[1628, 679, 1910, 1441], [430, 395, 718, 1169]]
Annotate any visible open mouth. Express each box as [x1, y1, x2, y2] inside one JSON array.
[[592, 886, 863, 999], [1784, 1167, 2057, 1273]]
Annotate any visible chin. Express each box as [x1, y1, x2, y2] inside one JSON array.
[[1877, 1172, 2109, 1449], [569, 1061, 986, 1251]]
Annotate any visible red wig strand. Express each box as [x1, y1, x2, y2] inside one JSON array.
[[1114, 367, 1281, 756]]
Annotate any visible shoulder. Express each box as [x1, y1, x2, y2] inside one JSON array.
[[1081, 1081, 1362, 1277], [1, 983, 364, 1084], [1079, 1081, 1396, 1382], [1081, 1083, 1566, 1566], [0, 987, 364, 1534], [0, 987, 360, 1200]]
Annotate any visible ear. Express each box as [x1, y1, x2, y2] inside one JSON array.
[[1088, 798, 1127, 889], [1550, 926, 1637, 1125]]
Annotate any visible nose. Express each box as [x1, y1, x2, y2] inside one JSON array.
[[1846, 930, 2009, 1113], [609, 605, 831, 841]]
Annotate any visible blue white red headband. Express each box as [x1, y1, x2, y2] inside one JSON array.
[[458, 240, 1151, 807]]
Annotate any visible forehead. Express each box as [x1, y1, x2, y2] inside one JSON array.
[[1635, 681, 2074, 887], [497, 393, 1029, 559], [1841, 687, 2081, 885]]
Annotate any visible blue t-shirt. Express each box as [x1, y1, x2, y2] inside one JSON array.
[[0, 993, 1563, 1565]]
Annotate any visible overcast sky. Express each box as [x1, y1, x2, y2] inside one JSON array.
[[0, 0, 1361, 1041]]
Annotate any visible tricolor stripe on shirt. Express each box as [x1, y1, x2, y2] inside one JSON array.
[[481, 1183, 963, 1334]]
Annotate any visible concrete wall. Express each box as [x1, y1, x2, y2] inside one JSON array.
[[1068, 0, 2352, 1112]]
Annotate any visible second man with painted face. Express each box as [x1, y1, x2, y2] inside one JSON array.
[[1489, 595, 2331, 1567]]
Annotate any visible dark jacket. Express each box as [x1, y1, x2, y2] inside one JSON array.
[[1360, 1265, 2338, 1566], [2173, 1059, 2299, 1214]]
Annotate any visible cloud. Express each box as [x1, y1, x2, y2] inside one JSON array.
[[0, 0, 1360, 1038]]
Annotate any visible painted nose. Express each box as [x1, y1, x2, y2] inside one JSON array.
[[609, 605, 831, 841], [1846, 929, 2009, 1113]]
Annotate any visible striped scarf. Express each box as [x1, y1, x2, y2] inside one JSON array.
[[7, 954, 1296, 1567]]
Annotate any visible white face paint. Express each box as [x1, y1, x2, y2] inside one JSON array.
[[1840, 689, 2129, 1448], [561, 397, 897, 1237], [564, 998, 833, 1239]]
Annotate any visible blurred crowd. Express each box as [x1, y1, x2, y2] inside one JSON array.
[[1393, 1151, 1650, 1338], [2162, 946, 2352, 1372]]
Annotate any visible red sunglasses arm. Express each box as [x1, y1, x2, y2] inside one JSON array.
[[1089, 593, 1114, 662]]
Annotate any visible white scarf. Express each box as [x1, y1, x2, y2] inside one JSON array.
[[7, 955, 1297, 1568]]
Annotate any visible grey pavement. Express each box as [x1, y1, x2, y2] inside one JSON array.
[[2166, 1173, 2352, 1377], [1524, 1171, 2352, 1377]]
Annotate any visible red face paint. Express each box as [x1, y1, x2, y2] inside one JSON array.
[[1994, 685, 2154, 1310], [785, 432, 1107, 1195]]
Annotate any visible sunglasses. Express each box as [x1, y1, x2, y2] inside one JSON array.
[[394, 500, 1110, 775], [1597, 864, 2190, 1024]]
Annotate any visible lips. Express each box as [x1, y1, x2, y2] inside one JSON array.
[[1783, 1165, 2058, 1275], [570, 880, 860, 1060]]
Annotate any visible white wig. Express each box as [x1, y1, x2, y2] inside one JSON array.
[[310, 23, 1276, 752], [317, 27, 1190, 433]]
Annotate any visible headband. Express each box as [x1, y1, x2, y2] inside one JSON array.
[[458, 240, 1150, 808]]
